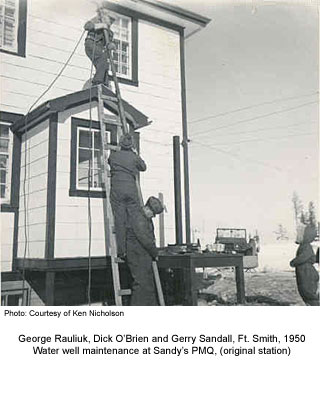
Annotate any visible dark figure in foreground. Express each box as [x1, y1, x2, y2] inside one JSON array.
[[108, 134, 147, 257], [126, 196, 164, 306], [290, 224, 319, 306], [84, 6, 117, 86]]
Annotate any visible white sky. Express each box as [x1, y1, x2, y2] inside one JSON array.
[[172, 0, 319, 243]]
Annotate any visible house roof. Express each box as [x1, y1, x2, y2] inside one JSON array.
[[99, 0, 211, 38], [11, 85, 150, 133]]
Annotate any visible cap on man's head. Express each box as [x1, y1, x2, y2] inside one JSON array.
[[146, 196, 164, 215], [97, 4, 117, 22], [119, 134, 133, 149]]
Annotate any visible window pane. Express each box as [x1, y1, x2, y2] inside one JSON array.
[[122, 19, 129, 29], [94, 150, 102, 169], [0, 138, 9, 150], [0, 153, 8, 168], [121, 53, 128, 63], [121, 32, 128, 41], [121, 42, 128, 53], [78, 148, 91, 167], [79, 129, 92, 148], [78, 167, 89, 186], [93, 169, 102, 188], [7, 294, 22, 306], [0, 169, 6, 183], [1, 184, 6, 198], [0, 124, 9, 137], [93, 132, 102, 151]]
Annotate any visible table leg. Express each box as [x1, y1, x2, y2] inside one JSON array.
[[183, 257, 197, 306], [45, 271, 55, 306], [235, 262, 245, 304]]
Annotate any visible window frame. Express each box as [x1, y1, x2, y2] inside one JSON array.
[[112, 14, 132, 80], [1, 287, 29, 306], [0, 111, 22, 213], [0, 0, 27, 58], [0, 121, 13, 203], [70, 117, 119, 198], [110, 14, 138, 87], [76, 124, 109, 192]]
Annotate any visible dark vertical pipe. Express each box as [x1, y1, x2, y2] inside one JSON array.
[[173, 136, 183, 245], [180, 31, 191, 244], [158, 192, 165, 247]]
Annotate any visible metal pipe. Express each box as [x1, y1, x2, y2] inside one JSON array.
[[173, 135, 183, 245], [180, 31, 191, 244]]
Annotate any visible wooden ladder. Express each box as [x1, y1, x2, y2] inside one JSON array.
[[97, 84, 131, 306], [95, 28, 165, 306]]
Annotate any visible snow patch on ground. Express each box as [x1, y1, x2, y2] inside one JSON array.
[[257, 241, 297, 272]]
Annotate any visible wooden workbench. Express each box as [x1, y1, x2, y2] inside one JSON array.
[[157, 253, 245, 306]]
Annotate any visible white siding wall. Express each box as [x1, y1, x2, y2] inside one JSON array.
[[2, 0, 185, 259], [125, 21, 183, 244], [55, 104, 107, 257], [17, 120, 49, 258]]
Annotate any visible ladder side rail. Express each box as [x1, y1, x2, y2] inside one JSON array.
[[97, 85, 123, 306]]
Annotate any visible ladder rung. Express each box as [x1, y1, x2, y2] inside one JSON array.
[[101, 94, 118, 103], [102, 116, 122, 126], [105, 144, 121, 151], [119, 289, 132, 296]]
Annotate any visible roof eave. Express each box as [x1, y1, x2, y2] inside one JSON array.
[[137, 0, 211, 27]]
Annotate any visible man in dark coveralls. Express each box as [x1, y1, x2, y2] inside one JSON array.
[[108, 134, 147, 258], [290, 223, 319, 306], [126, 196, 164, 306], [84, 5, 117, 86]]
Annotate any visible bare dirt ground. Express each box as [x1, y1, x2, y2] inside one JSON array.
[[197, 270, 306, 306]]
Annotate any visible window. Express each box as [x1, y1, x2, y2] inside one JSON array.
[[109, 13, 138, 86], [70, 117, 118, 198], [0, 121, 13, 202], [0, 0, 27, 57], [112, 15, 132, 79], [77, 126, 105, 191], [1, 288, 29, 306]]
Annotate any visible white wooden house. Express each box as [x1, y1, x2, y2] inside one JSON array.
[[0, 0, 210, 305]]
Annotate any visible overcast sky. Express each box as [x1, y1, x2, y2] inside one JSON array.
[[172, 0, 318, 243]]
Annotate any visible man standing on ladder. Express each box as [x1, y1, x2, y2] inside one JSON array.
[[84, 5, 117, 86], [126, 196, 164, 306], [108, 134, 147, 260]]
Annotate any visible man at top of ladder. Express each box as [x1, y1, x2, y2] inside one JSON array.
[[108, 134, 147, 259], [84, 5, 117, 86]]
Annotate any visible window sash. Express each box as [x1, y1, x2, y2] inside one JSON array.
[[1, 288, 29, 306], [0, 121, 13, 202], [0, 0, 19, 53], [76, 126, 110, 191], [112, 14, 132, 80]]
